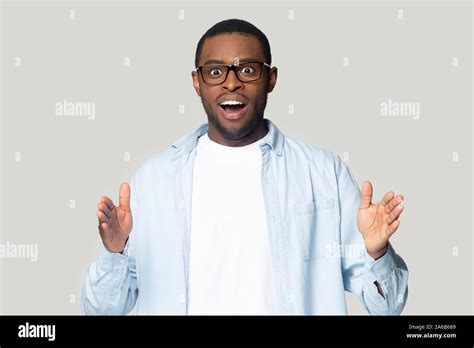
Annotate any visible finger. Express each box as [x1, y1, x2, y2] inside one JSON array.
[[387, 203, 404, 224], [386, 219, 400, 237], [380, 191, 395, 208], [359, 181, 373, 210], [98, 222, 111, 239], [386, 194, 404, 214], [119, 182, 131, 212], [97, 210, 109, 224], [100, 196, 115, 211], [97, 202, 110, 218]]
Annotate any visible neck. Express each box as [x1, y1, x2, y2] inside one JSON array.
[[208, 118, 269, 147]]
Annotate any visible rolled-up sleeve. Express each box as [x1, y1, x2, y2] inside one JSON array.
[[334, 154, 409, 315], [80, 180, 139, 315]]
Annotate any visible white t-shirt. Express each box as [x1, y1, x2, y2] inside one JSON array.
[[187, 131, 277, 315]]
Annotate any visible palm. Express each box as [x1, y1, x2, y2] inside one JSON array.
[[358, 203, 390, 255], [357, 181, 405, 259]]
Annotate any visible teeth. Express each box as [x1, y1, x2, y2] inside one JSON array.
[[220, 100, 244, 106]]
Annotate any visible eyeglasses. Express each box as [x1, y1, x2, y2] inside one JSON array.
[[196, 61, 271, 86]]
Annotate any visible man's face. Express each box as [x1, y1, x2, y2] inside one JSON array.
[[192, 33, 277, 144]]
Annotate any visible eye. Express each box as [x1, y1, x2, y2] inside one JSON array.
[[240, 66, 255, 75], [208, 68, 223, 77]]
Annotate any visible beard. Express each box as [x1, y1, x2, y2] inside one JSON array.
[[200, 91, 268, 141]]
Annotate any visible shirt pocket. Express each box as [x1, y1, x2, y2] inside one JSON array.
[[293, 198, 336, 261]]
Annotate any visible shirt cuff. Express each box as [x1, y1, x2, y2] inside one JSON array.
[[364, 242, 396, 281], [99, 244, 129, 271]]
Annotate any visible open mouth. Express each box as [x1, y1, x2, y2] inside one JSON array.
[[218, 100, 248, 120]]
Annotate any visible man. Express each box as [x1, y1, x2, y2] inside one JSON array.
[[81, 19, 408, 315]]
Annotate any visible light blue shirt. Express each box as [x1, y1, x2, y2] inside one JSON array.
[[81, 118, 408, 315]]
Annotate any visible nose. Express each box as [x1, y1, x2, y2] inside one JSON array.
[[222, 69, 242, 92]]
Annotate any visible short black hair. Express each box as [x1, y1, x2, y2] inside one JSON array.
[[195, 19, 272, 68]]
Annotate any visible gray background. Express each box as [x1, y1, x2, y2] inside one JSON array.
[[1, 0, 472, 314]]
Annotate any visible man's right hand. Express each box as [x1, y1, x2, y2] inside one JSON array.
[[96, 182, 133, 253]]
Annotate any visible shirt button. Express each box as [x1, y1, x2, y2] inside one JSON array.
[[289, 294, 294, 304], [178, 294, 186, 304], [288, 200, 294, 208]]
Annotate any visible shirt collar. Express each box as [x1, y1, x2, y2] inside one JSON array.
[[170, 118, 284, 161]]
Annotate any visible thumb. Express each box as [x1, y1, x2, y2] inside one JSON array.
[[119, 182, 131, 212], [359, 180, 373, 210]]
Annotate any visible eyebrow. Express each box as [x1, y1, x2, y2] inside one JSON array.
[[201, 58, 261, 65]]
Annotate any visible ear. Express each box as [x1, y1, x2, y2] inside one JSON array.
[[266, 66, 278, 93], [192, 70, 201, 97]]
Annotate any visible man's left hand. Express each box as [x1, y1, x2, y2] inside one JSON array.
[[357, 181, 405, 260]]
